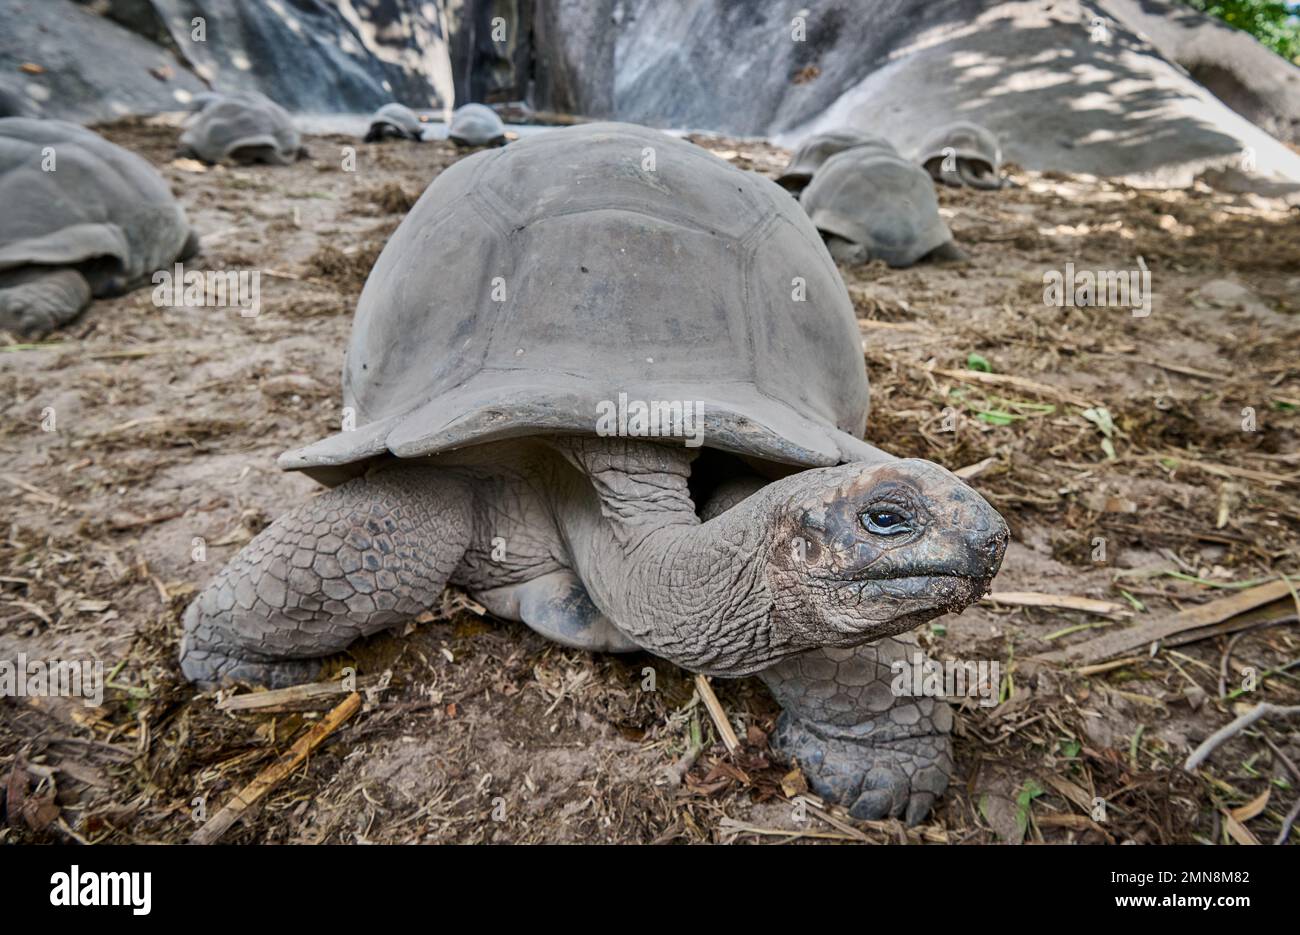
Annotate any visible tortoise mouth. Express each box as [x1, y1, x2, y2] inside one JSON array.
[[815, 574, 992, 645], [870, 572, 990, 597], [840, 573, 993, 615]]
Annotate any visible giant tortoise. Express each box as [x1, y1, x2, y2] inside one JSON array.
[[180, 122, 1007, 823], [178, 94, 303, 165], [776, 128, 896, 194], [917, 121, 1003, 190], [801, 148, 965, 267], [0, 118, 197, 335], [365, 103, 425, 143], [448, 103, 506, 147]]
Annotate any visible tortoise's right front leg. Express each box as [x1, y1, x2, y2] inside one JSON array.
[[180, 466, 473, 688], [759, 633, 956, 826]]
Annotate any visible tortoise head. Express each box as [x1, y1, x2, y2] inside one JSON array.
[[764, 458, 1008, 647]]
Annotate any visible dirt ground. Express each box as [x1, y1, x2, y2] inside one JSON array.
[[1, 119, 1297, 844]]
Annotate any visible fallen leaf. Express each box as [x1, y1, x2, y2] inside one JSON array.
[[780, 768, 808, 799], [1222, 810, 1260, 845], [4, 764, 30, 828], [1228, 788, 1270, 823]]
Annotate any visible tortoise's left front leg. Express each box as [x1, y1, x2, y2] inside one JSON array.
[[759, 632, 955, 826], [0, 267, 91, 336], [180, 466, 473, 688]]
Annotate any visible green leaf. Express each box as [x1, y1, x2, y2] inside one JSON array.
[[966, 353, 992, 372], [1118, 589, 1146, 613], [1014, 779, 1045, 835], [1180, 1, 1300, 60]]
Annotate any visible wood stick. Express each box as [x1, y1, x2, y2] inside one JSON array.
[[217, 676, 381, 712], [1074, 657, 1145, 676], [1, 475, 65, 507], [1184, 703, 1300, 772], [921, 364, 1096, 408], [694, 674, 741, 754], [1154, 454, 1297, 487], [717, 818, 863, 842], [857, 318, 932, 333], [986, 591, 1128, 617], [1032, 579, 1294, 666], [798, 799, 874, 842], [1036, 813, 1112, 838], [954, 456, 998, 480], [191, 692, 361, 844], [1130, 356, 1229, 380], [1164, 612, 1296, 652]]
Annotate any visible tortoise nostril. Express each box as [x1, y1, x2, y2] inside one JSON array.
[[967, 525, 1008, 578], [985, 531, 1009, 573]]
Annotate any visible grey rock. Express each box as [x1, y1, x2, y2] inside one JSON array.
[[0, 0, 206, 123]]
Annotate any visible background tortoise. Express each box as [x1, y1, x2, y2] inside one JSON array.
[[917, 121, 1003, 190], [365, 103, 425, 143], [448, 102, 506, 147], [776, 128, 896, 194], [801, 148, 965, 267], [0, 118, 197, 335], [178, 94, 303, 165], [180, 122, 1008, 823]]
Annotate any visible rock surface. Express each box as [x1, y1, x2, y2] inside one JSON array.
[[0, 0, 206, 123], [1101, 0, 1300, 143], [2, 0, 1298, 188]]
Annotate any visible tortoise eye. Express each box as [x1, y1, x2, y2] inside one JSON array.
[[862, 510, 910, 536]]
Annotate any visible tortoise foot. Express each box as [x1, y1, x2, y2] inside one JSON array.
[[771, 711, 954, 825], [179, 612, 322, 689]]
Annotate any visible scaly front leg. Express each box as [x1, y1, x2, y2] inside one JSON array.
[[180, 466, 473, 688], [759, 632, 954, 825]]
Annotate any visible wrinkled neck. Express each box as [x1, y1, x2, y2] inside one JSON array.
[[547, 437, 792, 674], [555, 436, 699, 552]]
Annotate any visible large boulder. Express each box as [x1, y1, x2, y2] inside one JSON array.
[[770, 0, 1300, 187], [445, 0, 533, 105], [2, 0, 456, 119], [118, 0, 455, 113], [0, 0, 206, 123], [522, 0, 1300, 188], [4, 0, 1299, 190], [1101, 0, 1300, 143]]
